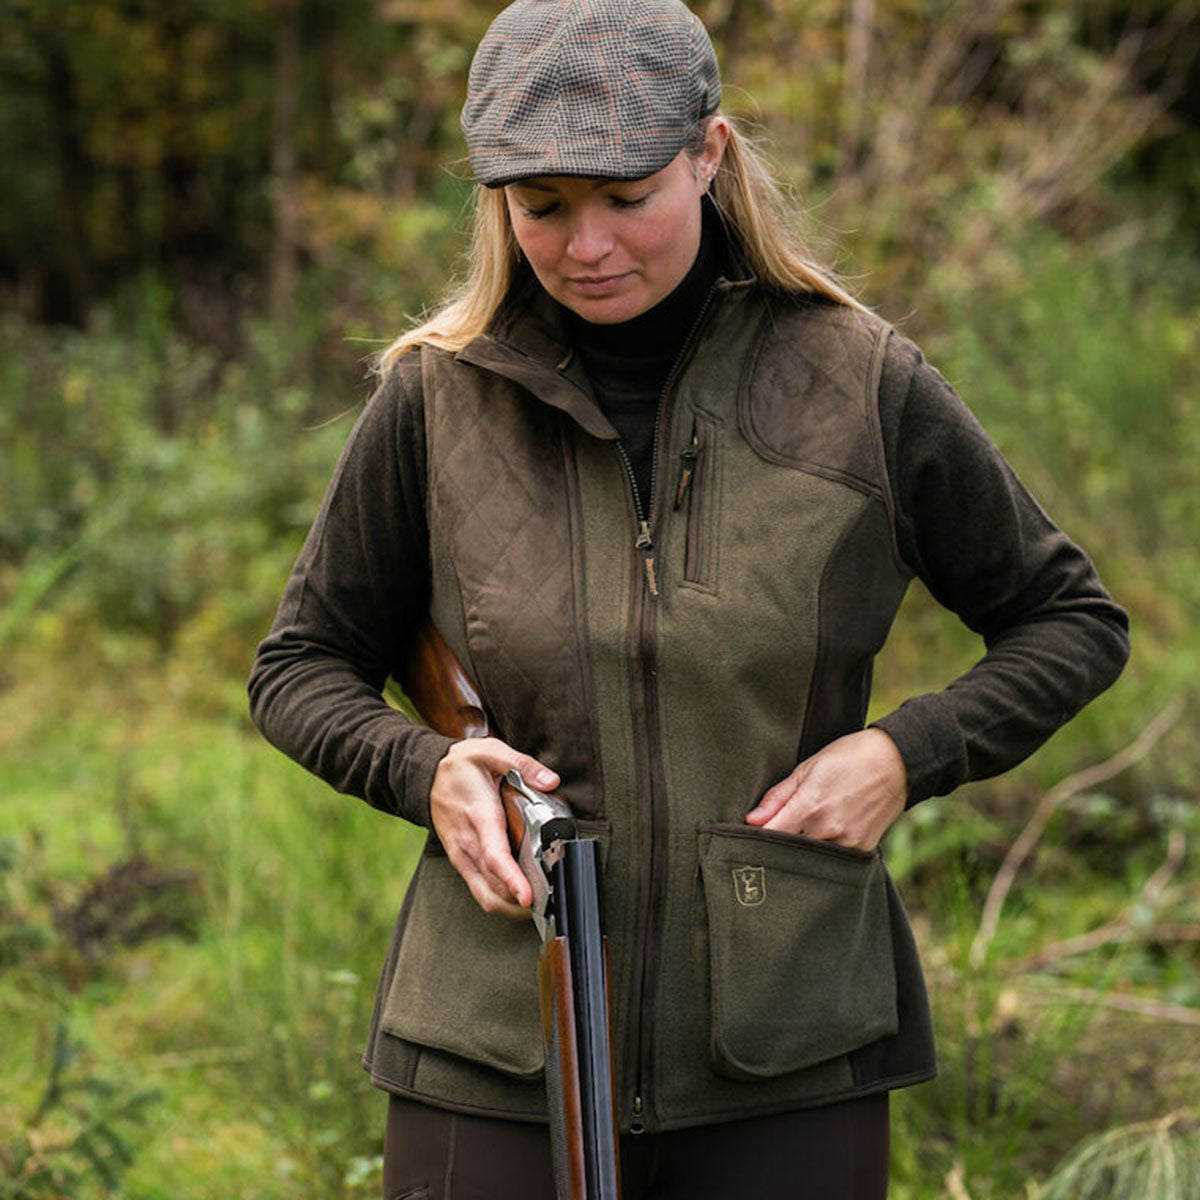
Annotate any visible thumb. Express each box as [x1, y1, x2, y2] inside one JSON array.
[[480, 739, 559, 792], [746, 778, 792, 826], [511, 752, 559, 792]]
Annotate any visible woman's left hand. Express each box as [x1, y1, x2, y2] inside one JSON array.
[[745, 728, 908, 852]]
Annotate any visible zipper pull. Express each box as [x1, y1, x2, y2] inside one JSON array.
[[673, 434, 699, 510], [631, 1094, 645, 1135], [635, 521, 659, 599]]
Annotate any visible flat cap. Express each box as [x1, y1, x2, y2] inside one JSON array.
[[462, 0, 722, 188]]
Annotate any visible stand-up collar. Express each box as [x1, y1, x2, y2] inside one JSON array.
[[455, 203, 754, 439]]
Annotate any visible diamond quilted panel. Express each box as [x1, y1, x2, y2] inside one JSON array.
[[425, 351, 602, 815]]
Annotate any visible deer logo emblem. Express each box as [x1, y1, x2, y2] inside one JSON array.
[[732, 865, 766, 908]]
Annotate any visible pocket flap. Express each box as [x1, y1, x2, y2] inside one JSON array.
[[381, 854, 544, 1079], [698, 822, 899, 1080]]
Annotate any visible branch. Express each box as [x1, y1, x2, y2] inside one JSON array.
[[1006, 922, 1199, 975], [1021, 984, 1200, 1027], [970, 696, 1185, 968], [1003, 829, 1190, 974]]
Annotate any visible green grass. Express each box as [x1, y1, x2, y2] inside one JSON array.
[[1, 664, 424, 1198], [3, 641, 1197, 1198]]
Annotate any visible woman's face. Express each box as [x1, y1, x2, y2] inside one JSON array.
[[505, 121, 728, 324]]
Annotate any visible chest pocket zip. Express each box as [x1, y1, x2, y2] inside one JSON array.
[[673, 412, 719, 589]]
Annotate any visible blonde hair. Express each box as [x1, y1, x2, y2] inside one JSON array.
[[377, 117, 862, 374]]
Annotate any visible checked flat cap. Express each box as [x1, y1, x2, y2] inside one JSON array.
[[462, 0, 722, 187]]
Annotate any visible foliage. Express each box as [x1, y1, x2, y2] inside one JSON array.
[[1, 0, 1194, 327], [695, 0, 1199, 309], [0, 0, 494, 329], [0, 1023, 158, 1197], [0, 301, 355, 696], [1035, 1110, 1200, 1200], [0, 694, 426, 1197]]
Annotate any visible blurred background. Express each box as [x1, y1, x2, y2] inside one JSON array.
[[1, 1, 1197, 1196]]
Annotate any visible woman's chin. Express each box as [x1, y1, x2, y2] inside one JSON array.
[[561, 288, 652, 325]]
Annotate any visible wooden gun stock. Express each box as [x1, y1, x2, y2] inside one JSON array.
[[400, 620, 537, 850], [401, 620, 622, 1200]]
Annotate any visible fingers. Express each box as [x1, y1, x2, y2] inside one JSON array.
[[744, 774, 798, 827], [746, 730, 908, 850], [465, 853, 533, 920], [430, 737, 558, 918], [755, 751, 852, 840], [464, 793, 535, 916]]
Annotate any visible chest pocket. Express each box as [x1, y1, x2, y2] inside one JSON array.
[[672, 408, 724, 593]]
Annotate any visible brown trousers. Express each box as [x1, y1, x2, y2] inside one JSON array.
[[382, 1092, 889, 1200]]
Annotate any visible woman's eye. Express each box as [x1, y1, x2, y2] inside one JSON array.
[[521, 203, 559, 220], [610, 194, 648, 210]]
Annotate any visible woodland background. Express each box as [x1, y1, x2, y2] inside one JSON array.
[[1, 1, 1198, 1196]]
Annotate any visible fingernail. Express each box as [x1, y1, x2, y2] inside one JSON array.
[[534, 767, 555, 785]]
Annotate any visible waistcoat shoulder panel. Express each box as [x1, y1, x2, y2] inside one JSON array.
[[739, 298, 892, 505]]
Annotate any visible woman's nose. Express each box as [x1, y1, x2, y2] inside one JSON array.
[[566, 210, 615, 263]]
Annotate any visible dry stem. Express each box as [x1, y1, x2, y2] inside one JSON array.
[[970, 696, 1184, 969], [1020, 984, 1200, 1027], [1003, 829, 1191, 974]]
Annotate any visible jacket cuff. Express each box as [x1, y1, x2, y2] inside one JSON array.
[[871, 693, 968, 807], [394, 727, 457, 828]]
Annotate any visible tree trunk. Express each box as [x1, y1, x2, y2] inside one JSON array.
[[39, 37, 91, 325], [270, 6, 302, 334]]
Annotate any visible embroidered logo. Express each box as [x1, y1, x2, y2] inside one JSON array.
[[732, 865, 766, 908]]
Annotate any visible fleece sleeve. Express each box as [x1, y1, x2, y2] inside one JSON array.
[[247, 355, 454, 827], [870, 332, 1131, 805]]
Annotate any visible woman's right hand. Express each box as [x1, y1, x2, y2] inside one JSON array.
[[429, 737, 561, 918]]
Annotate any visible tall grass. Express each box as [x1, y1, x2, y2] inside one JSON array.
[[0, 675, 425, 1197]]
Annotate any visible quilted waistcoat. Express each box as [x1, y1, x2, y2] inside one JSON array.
[[362, 279, 939, 1131]]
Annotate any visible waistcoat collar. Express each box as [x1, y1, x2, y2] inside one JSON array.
[[454, 226, 755, 441]]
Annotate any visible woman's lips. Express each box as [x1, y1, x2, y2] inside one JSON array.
[[569, 272, 630, 296]]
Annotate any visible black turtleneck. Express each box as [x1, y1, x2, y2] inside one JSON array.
[[564, 205, 721, 510]]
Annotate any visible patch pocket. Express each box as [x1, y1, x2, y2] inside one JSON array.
[[697, 822, 898, 1081], [380, 853, 544, 1079]]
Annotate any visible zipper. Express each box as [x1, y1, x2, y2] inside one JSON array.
[[610, 285, 717, 604], [619, 283, 720, 1136], [614, 440, 659, 599], [673, 432, 699, 511], [674, 416, 713, 585]]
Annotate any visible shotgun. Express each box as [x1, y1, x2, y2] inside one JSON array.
[[401, 620, 622, 1200]]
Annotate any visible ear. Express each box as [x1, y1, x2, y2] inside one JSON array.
[[696, 115, 731, 193]]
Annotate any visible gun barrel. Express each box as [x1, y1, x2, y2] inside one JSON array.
[[403, 620, 622, 1197], [549, 839, 621, 1199]]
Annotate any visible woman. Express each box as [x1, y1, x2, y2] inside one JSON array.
[[248, 1, 1130, 1196]]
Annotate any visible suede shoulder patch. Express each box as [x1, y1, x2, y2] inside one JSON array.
[[738, 300, 891, 502]]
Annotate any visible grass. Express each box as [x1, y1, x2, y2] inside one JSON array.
[[2, 631, 1196, 1198], [0, 655, 425, 1198]]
